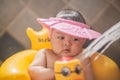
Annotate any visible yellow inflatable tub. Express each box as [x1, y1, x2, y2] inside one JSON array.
[[0, 27, 119, 80]]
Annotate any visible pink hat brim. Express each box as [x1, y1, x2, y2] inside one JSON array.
[[37, 18, 101, 40]]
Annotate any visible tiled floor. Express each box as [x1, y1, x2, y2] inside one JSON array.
[[0, 32, 25, 61], [0, 0, 120, 67]]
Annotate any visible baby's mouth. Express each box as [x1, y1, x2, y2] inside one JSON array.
[[63, 49, 70, 53]]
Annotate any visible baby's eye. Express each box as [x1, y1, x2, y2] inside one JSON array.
[[72, 38, 79, 41], [57, 36, 65, 40]]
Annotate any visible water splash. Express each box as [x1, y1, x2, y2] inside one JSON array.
[[81, 21, 120, 61]]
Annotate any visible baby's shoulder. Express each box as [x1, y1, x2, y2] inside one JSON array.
[[38, 48, 53, 55]]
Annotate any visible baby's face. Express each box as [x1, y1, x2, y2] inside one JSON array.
[[50, 29, 86, 57]]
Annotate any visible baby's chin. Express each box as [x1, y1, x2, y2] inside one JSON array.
[[58, 53, 78, 58]]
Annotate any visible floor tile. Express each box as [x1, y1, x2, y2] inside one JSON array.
[[69, 0, 108, 23], [0, 23, 4, 34], [6, 8, 41, 49], [28, 0, 66, 18], [111, 0, 120, 11], [0, 32, 25, 61], [0, 0, 24, 29], [92, 5, 120, 33]]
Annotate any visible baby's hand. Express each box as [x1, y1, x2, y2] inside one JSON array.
[[81, 57, 91, 68]]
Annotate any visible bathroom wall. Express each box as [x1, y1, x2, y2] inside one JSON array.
[[0, 0, 120, 67]]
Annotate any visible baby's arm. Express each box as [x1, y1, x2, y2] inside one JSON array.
[[28, 49, 55, 80], [81, 57, 94, 80]]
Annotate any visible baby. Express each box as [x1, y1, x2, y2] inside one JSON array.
[[28, 9, 101, 80]]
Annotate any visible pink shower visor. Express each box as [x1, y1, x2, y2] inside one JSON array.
[[37, 18, 101, 40]]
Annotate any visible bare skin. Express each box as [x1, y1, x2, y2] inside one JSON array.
[[28, 29, 94, 80]]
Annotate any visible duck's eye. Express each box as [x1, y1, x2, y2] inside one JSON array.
[[75, 65, 81, 74], [61, 67, 71, 76]]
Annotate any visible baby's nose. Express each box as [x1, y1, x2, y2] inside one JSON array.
[[64, 40, 72, 46]]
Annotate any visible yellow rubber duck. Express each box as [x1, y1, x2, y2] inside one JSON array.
[[55, 56, 84, 80]]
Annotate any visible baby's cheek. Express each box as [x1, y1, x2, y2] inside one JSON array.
[[53, 47, 61, 54], [72, 47, 82, 54]]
